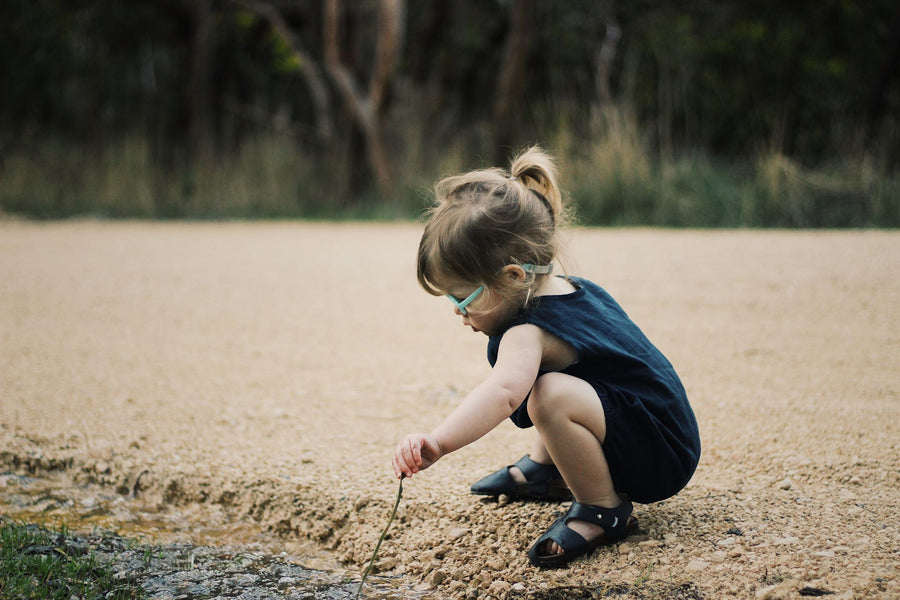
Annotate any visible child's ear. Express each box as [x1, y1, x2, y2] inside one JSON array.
[[501, 264, 527, 282]]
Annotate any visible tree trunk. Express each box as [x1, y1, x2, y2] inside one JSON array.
[[323, 0, 403, 197], [187, 0, 214, 168], [232, 0, 335, 146], [492, 0, 532, 160], [591, 0, 622, 133]]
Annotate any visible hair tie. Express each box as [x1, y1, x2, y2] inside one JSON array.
[[531, 189, 555, 226], [508, 175, 517, 182]]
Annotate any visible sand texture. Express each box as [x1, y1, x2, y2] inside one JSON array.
[[1, 221, 898, 599]]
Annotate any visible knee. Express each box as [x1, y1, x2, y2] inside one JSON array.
[[527, 373, 566, 425]]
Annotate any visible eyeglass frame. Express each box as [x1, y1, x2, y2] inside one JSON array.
[[444, 263, 552, 315]]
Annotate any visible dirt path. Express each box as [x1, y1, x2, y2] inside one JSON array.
[[1, 221, 897, 599]]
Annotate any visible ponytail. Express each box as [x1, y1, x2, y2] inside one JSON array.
[[508, 146, 569, 228]]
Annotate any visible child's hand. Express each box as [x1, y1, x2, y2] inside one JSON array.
[[392, 433, 442, 479]]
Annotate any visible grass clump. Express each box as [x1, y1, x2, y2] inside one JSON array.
[[0, 517, 142, 600]]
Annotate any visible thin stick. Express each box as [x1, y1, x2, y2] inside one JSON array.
[[355, 475, 404, 599]]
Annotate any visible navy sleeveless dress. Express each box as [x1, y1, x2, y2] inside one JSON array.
[[487, 277, 701, 503]]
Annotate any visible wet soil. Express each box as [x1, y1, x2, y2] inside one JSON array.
[[0, 472, 415, 599]]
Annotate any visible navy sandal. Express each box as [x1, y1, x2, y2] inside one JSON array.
[[470, 455, 573, 501], [527, 500, 639, 568]]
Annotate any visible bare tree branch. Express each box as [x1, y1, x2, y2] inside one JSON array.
[[231, 0, 334, 144], [492, 0, 532, 158], [324, 0, 404, 195]]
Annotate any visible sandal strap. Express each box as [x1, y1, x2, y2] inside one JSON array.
[[566, 500, 634, 534], [534, 515, 589, 555], [512, 455, 561, 482]]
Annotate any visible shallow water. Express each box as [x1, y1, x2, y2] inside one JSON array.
[[0, 472, 425, 599]]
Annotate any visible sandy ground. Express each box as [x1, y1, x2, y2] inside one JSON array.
[[1, 221, 897, 599]]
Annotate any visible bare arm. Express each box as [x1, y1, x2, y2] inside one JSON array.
[[393, 325, 545, 478]]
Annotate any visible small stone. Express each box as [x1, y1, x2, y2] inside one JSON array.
[[778, 479, 793, 490], [848, 476, 862, 485], [709, 551, 727, 563], [773, 536, 800, 545], [618, 543, 635, 555], [686, 559, 709, 571], [717, 538, 736, 547], [449, 581, 467, 594], [663, 533, 678, 543], [449, 527, 468, 541], [428, 569, 448, 586], [488, 581, 511, 596]]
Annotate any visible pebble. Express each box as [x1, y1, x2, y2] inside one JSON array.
[[428, 569, 448, 586], [686, 559, 709, 571], [488, 580, 511, 596], [778, 479, 793, 490], [449, 527, 468, 541], [773, 536, 800, 545], [756, 583, 786, 599], [717, 538, 736, 547]]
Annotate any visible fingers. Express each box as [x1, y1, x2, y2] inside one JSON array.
[[392, 434, 423, 479], [392, 433, 442, 479]]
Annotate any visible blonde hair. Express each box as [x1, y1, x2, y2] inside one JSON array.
[[417, 146, 570, 311]]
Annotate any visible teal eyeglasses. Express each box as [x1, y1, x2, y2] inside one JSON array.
[[444, 264, 552, 315], [446, 285, 485, 315]]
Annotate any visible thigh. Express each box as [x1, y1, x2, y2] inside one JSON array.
[[528, 372, 609, 443]]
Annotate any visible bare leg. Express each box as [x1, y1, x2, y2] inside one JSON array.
[[507, 433, 555, 484], [527, 373, 625, 554], [529, 434, 553, 464]]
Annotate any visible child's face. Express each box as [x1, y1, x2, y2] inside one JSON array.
[[445, 282, 519, 336]]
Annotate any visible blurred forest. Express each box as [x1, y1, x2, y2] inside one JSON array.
[[1, 0, 898, 226]]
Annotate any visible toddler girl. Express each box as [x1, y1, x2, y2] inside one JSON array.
[[392, 147, 700, 568]]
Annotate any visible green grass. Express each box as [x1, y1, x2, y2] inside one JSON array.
[[0, 517, 142, 600]]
